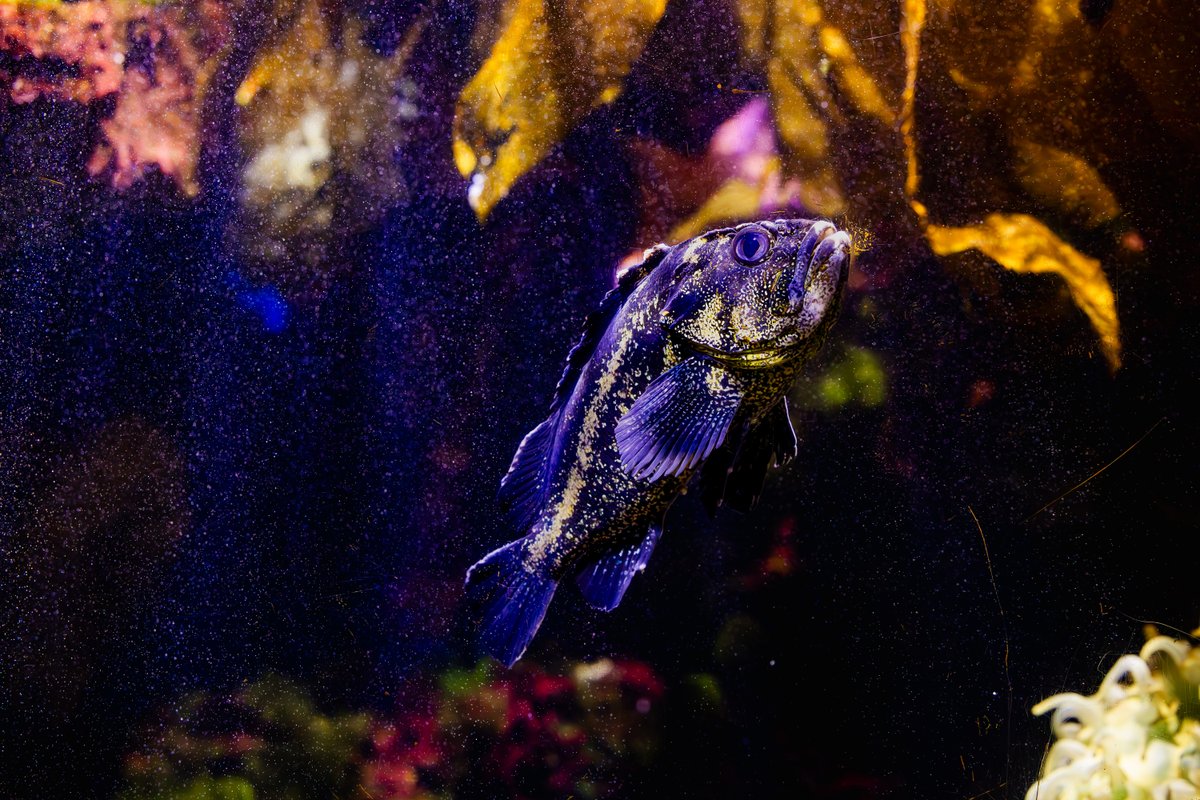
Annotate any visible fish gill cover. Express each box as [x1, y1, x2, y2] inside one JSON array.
[[1, 0, 1197, 799]]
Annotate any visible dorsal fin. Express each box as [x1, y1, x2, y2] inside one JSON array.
[[549, 244, 670, 413], [497, 417, 558, 530], [498, 244, 671, 530]]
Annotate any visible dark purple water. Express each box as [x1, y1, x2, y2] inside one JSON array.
[[2, 1, 1198, 798]]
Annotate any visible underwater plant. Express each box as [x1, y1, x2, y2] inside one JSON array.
[[119, 659, 663, 799], [415, 658, 664, 798], [119, 675, 374, 800], [452, 0, 1153, 371], [1024, 634, 1200, 800]]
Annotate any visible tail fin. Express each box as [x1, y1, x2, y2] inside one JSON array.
[[464, 537, 558, 667]]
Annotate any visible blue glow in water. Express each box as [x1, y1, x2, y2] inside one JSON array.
[[226, 271, 288, 333]]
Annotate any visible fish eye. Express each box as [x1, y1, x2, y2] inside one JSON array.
[[732, 226, 771, 265]]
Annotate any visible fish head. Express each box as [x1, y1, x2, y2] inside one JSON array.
[[661, 219, 852, 368]]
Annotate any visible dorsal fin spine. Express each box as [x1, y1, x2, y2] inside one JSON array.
[[498, 244, 672, 530], [548, 244, 670, 414]]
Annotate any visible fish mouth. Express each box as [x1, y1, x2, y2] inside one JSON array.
[[688, 341, 800, 369], [788, 222, 851, 311], [789, 222, 835, 291]]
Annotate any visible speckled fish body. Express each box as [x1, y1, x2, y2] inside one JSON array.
[[466, 219, 852, 665]]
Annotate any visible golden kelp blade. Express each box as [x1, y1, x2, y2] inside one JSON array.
[[896, 0, 1125, 369], [926, 213, 1121, 370], [816, 25, 895, 127], [900, 0, 925, 214], [668, 178, 764, 244], [1012, 140, 1121, 228], [738, 0, 896, 218], [920, 0, 1125, 230], [453, 0, 666, 220], [765, 58, 845, 217]]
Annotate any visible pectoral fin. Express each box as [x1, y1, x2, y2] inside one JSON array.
[[615, 357, 742, 482], [699, 399, 798, 514]]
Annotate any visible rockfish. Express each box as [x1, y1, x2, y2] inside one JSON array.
[[466, 219, 852, 665]]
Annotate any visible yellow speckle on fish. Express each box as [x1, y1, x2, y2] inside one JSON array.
[[705, 366, 725, 394], [732, 302, 756, 342], [689, 292, 727, 346], [681, 238, 707, 265], [529, 323, 636, 565]]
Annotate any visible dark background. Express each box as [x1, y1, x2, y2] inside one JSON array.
[[2, 0, 1197, 798]]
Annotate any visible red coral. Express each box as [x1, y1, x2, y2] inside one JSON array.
[[735, 516, 801, 591], [87, 11, 203, 193], [0, 2, 123, 103], [490, 692, 591, 799], [1, 1, 230, 194], [607, 659, 665, 699], [361, 659, 664, 798], [528, 672, 573, 703], [364, 713, 443, 799]]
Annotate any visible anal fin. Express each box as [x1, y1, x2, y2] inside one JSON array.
[[722, 426, 775, 513], [577, 523, 663, 611]]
